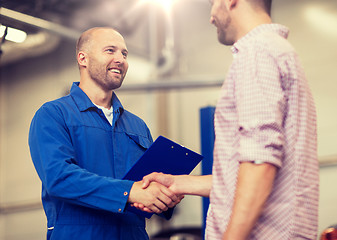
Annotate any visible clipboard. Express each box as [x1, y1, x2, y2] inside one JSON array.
[[122, 135, 203, 218]]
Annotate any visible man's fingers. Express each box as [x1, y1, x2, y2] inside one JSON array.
[[156, 196, 171, 212], [158, 185, 183, 208], [150, 184, 175, 212], [142, 172, 161, 189], [132, 179, 183, 214], [148, 200, 167, 214], [131, 202, 154, 213], [132, 203, 143, 208], [142, 207, 152, 213], [157, 185, 185, 209], [142, 178, 150, 189]]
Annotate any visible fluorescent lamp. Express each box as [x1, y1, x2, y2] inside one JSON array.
[[0, 25, 27, 43]]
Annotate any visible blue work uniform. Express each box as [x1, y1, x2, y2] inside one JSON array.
[[29, 82, 153, 240]]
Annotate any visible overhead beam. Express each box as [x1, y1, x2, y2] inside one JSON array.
[[118, 79, 224, 92], [0, 7, 80, 40]]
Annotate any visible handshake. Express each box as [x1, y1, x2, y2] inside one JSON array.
[[127, 172, 212, 214]]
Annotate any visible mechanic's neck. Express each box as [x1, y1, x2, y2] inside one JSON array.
[[79, 78, 112, 109]]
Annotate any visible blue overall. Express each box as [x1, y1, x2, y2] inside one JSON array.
[[29, 82, 153, 239]]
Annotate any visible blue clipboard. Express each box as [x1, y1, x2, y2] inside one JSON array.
[[122, 136, 203, 218]]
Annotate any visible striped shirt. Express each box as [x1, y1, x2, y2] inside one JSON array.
[[206, 24, 319, 240]]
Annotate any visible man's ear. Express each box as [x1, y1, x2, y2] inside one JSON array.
[[77, 51, 88, 68], [227, 0, 238, 10]]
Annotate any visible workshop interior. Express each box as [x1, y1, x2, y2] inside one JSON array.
[[1, 0, 337, 239]]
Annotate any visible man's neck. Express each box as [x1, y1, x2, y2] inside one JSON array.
[[233, 8, 272, 42], [79, 79, 113, 109]]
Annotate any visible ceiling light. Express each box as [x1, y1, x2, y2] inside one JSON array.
[[0, 25, 27, 43], [140, 0, 176, 11], [154, 0, 175, 10]]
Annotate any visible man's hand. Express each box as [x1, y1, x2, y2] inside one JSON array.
[[128, 180, 181, 214], [132, 172, 183, 213], [132, 172, 212, 212], [132, 173, 212, 213], [142, 172, 180, 193], [142, 172, 212, 197]]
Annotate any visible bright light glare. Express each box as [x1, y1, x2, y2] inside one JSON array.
[[140, 0, 176, 11], [156, 0, 174, 10], [0, 25, 27, 43], [304, 5, 337, 38]]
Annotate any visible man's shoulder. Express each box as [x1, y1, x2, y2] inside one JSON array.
[[35, 94, 74, 118], [121, 109, 147, 125], [252, 31, 295, 57]]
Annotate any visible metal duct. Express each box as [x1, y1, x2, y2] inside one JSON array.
[[0, 30, 61, 66], [0, 7, 83, 66], [0, 7, 80, 41]]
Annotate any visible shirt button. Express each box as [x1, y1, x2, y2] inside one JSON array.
[[118, 208, 122, 212], [124, 192, 128, 196]]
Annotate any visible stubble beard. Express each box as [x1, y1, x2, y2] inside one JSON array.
[[217, 15, 234, 46], [88, 63, 124, 91]]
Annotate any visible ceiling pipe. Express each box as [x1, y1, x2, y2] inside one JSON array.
[[0, 7, 81, 41], [0, 30, 60, 65], [119, 2, 177, 78], [156, 6, 176, 77], [1, 5, 175, 76]]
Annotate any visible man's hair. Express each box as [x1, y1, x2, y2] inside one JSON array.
[[248, 0, 272, 15], [76, 27, 119, 56], [76, 30, 92, 56]]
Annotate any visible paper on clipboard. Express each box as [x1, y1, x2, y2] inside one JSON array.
[[122, 135, 203, 218]]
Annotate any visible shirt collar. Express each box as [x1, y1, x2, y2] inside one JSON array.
[[70, 82, 124, 114], [111, 91, 124, 115], [231, 24, 289, 54]]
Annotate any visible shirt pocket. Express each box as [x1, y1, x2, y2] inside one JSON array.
[[125, 132, 152, 150], [113, 132, 152, 179]]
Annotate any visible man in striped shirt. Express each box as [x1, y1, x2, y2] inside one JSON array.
[[138, 0, 319, 239]]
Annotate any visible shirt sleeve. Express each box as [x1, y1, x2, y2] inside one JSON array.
[[235, 48, 287, 168], [28, 103, 134, 214]]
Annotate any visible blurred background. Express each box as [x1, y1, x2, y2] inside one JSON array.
[[0, 0, 337, 239]]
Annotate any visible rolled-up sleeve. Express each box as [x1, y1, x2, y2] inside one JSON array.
[[235, 49, 286, 168]]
